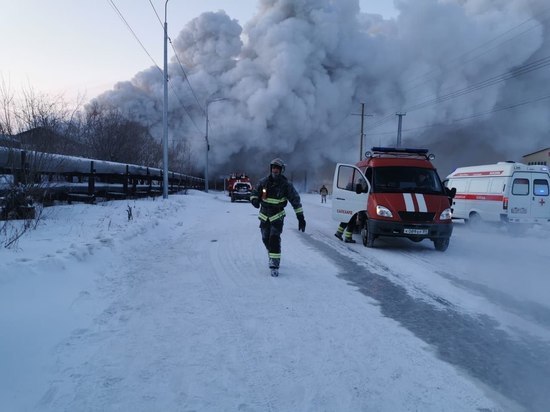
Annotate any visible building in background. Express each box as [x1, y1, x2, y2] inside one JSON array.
[[522, 147, 550, 166]]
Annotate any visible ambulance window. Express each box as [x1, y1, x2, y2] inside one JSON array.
[[512, 178, 529, 195], [449, 179, 468, 193], [533, 179, 549, 196], [488, 177, 505, 194], [469, 178, 490, 193]]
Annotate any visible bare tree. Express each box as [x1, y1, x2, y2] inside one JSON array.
[[15, 87, 85, 155], [83, 103, 162, 166], [168, 139, 196, 174], [1, 80, 85, 156], [0, 76, 16, 137]]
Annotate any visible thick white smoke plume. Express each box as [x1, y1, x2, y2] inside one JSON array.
[[92, 0, 549, 186]]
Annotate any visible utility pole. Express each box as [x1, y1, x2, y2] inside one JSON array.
[[396, 112, 406, 147], [204, 97, 227, 193], [161, 0, 169, 199], [352, 103, 373, 161]]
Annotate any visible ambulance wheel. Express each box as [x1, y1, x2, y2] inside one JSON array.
[[433, 238, 449, 252], [361, 227, 375, 248], [467, 212, 483, 227]]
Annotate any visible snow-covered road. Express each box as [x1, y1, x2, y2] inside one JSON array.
[[2, 191, 548, 411]]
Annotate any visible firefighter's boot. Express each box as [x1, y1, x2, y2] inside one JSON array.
[[344, 232, 356, 243]]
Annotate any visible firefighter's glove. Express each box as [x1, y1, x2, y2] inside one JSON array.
[[297, 214, 306, 232], [251, 198, 260, 209]]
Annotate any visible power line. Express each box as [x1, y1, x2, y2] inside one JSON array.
[[147, 0, 206, 115], [148, 0, 164, 27], [451, 93, 550, 122], [403, 5, 550, 96], [168, 39, 206, 115], [108, 0, 203, 135], [362, 5, 550, 135], [108, 0, 161, 72], [405, 55, 550, 113], [366, 93, 550, 137], [365, 53, 550, 133]]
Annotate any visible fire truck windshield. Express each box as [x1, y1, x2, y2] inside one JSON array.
[[372, 167, 443, 194]]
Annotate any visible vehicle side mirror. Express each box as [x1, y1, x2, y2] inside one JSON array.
[[355, 183, 364, 194], [446, 187, 456, 199]]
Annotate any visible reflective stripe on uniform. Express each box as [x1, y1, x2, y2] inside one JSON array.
[[264, 197, 287, 205], [258, 210, 286, 222]]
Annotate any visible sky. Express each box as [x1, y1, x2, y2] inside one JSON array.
[[1, 190, 550, 411], [0, 0, 397, 100], [1, 0, 549, 186]]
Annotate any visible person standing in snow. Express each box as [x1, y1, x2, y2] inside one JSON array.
[[250, 158, 306, 276], [319, 185, 328, 203]]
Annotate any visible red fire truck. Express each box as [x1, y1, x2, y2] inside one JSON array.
[[226, 172, 252, 202], [332, 147, 455, 251]]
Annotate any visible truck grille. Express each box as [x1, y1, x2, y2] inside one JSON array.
[[398, 211, 435, 222]]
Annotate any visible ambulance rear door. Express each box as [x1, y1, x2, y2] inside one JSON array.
[[332, 163, 369, 222], [508, 172, 550, 221]]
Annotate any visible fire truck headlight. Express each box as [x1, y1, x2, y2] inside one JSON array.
[[440, 208, 452, 220], [376, 205, 393, 218]]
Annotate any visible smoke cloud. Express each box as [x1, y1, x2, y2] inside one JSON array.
[[91, 0, 549, 186]]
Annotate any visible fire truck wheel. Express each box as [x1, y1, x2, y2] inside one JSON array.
[[361, 227, 375, 248], [433, 238, 449, 252]]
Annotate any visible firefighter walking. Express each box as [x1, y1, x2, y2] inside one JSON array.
[[250, 158, 306, 277]]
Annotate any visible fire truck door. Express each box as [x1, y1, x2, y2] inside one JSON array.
[[331, 164, 369, 222]]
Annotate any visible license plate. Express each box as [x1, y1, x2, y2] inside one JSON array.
[[403, 228, 428, 235]]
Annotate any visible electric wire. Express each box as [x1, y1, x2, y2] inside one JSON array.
[[108, 0, 204, 135], [405, 54, 550, 113], [366, 93, 550, 138], [362, 5, 550, 135], [148, 0, 206, 115], [364, 53, 550, 133], [108, 0, 161, 73], [403, 5, 550, 96]]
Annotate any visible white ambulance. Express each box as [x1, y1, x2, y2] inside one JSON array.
[[445, 162, 550, 225]]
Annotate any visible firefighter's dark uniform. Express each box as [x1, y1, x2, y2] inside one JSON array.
[[250, 174, 304, 269]]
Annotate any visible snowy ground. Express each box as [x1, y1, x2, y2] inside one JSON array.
[[1, 190, 549, 411]]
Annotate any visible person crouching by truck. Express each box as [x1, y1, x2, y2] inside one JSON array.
[[335, 213, 358, 243]]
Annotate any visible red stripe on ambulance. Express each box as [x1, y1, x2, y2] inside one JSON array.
[[454, 194, 504, 201]]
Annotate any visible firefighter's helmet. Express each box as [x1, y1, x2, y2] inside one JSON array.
[[270, 158, 285, 173]]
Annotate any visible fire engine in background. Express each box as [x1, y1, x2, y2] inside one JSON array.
[[445, 162, 550, 225], [226, 172, 252, 202], [332, 147, 455, 251]]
